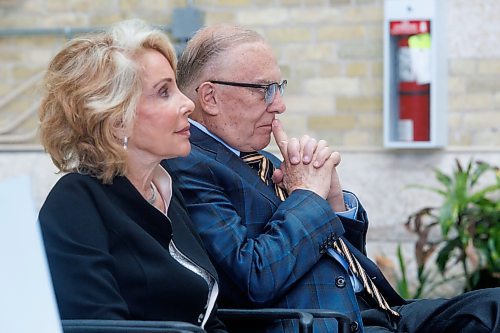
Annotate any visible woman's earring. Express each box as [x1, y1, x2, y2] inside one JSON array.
[[123, 136, 128, 150]]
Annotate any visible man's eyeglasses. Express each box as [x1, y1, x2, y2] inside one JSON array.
[[197, 80, 287, 105]]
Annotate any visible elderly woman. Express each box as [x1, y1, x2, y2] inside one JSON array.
[[38, 19, 226, 332]]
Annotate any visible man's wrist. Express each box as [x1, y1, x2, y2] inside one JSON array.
[[328, 194, 346, 212]]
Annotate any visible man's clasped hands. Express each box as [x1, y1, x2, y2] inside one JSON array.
[[271, 119, 346, 213]]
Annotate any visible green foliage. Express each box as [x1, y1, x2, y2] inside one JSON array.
[[395, 244, 440, 299], [397, 159, 499, 297], [396, 244, 410, 299]]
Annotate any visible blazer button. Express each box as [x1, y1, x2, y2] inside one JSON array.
[[350, 320, 360, 332], [335, 276, 346, 288], [197, 313, 204, 323]]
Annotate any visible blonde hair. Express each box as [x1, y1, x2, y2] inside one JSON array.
[[39, 19, 177, 183], [177, 24, 265, 98]]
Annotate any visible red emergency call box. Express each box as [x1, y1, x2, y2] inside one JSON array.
[[383, 0, 447, 148]]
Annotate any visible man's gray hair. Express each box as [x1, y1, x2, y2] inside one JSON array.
[[177, 24, 265, 97]]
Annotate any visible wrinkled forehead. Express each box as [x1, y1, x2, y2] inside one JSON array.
[[214, 41, 281, 82]]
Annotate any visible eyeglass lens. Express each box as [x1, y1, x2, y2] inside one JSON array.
[[265, 81, 286, 104]]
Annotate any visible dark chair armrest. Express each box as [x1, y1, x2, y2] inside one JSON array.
[[218, 308, 351, 333], [301, 309, 352, 333], [61, 319, 206, 333]]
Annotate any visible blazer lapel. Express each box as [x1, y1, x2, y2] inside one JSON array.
[[110, 176, 173, 249], [190, 126, 282, 207], [111, 175, 219, 279], [168, 188, 219, 279]]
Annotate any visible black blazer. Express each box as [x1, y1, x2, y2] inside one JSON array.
[[39, 172, 226, 333]]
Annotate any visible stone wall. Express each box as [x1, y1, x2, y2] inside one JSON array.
[[1, 0, 499, 296]]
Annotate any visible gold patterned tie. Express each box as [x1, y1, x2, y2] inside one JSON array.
[[241, 151, 400, 318], [332, 239, 400, 318], [240, 151, 287, 201]]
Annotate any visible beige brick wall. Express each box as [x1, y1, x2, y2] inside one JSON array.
[[1, 0, 499, 296], [2, 0, 498, 148]]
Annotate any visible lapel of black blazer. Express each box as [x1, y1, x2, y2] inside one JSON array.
[[168, 185, 219, 279], [190, 125, 282, 207], [111, 176, 173, 248], [110, 175, 219, 279]]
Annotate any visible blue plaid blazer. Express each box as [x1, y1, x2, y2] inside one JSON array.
[[163, 126, 405, 333]]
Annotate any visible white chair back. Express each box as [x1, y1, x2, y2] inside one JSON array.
[[0, 175, 62, 333]]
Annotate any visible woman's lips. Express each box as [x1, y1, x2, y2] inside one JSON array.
[[175, 124, 191, 136]]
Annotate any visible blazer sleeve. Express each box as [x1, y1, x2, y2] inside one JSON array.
[[165, 158, 349, 305], [38, 176, 130, 319], [266, 151, 369, 253], [338, 200, 370, 254]]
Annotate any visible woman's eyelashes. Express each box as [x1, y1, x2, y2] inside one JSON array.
[[159, 85, 169, 98]]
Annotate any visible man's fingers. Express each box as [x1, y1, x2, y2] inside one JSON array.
[[299, 135, 310, 153], [313, 146, 333, 168], [288, 138, 300, 164], [272, 119, 289, 160], [330, 151, 341, 167], [271, 168, 284, 185], [297, 135, 310, 164], [312, 140, 328, 167], [302, 137, 317, 164], [272, 119, 288, 143]]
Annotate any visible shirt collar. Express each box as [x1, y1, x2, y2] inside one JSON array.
[[189, 119, 241, 156]]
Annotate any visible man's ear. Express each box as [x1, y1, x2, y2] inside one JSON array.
[[197, 82, 219, 116]]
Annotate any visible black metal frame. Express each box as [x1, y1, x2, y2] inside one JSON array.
[[61, 319, 205, 333], [218, 308, 351, 333], [61, 308, 352, 333]]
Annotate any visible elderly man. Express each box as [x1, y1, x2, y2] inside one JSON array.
[[163, 25, 499, 333]]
